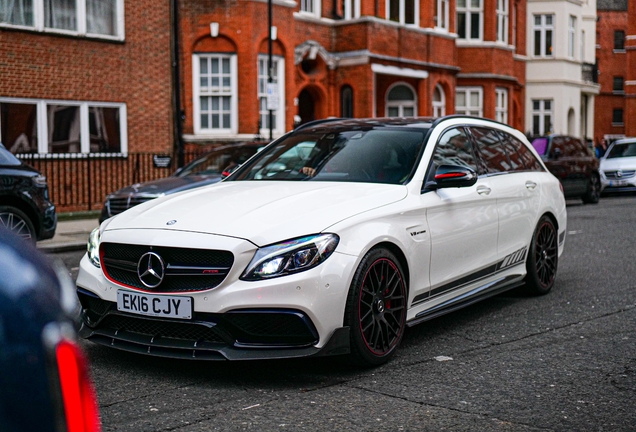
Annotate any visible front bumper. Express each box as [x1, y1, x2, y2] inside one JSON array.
[[75, 229, 358, 360], [600, 172, 636, 193]]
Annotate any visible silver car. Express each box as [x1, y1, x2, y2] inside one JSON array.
[[600, 138, 636, 194]]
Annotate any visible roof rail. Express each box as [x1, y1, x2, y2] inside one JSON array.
[[293, 117, 344, 131]]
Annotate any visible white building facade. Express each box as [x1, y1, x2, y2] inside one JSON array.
[[525, 0, 600, 140]]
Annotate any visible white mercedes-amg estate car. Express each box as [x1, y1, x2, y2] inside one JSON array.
[[77, 116, 567, 366]]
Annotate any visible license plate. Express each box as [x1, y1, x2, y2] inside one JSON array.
[[609, 180, 627, 187], [117, 290, 192, 319]]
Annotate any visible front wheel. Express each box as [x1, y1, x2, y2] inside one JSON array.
[[582, 173, 601, 204], [345, 248, 407, 366], [0, 206, 36, 243], [524, 216, 558, 295]]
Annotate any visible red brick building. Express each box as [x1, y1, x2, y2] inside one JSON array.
[[1, 0, 528, 211], [626, 0, 636, 137], [177, 0, 528, 146], [0, 1, 174, 154], [594, 0, 629, 144]]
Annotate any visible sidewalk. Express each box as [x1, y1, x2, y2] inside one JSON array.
[[38, 218, 99, 253]]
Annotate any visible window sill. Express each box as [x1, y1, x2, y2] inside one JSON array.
[[611, 123, 625, 127]]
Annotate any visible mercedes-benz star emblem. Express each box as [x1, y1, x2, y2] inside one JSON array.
[[167, 220, 177, 225], [137, 252, 166, 288], [616, 170, 623, 178]]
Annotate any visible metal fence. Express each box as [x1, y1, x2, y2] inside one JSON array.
[[18, 152, 206, 213]]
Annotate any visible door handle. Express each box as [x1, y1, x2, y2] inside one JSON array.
[[525, 181, 537, 190], [477, 185, 491, 195]]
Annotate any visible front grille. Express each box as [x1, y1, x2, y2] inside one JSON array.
[[604, 170, 636, 179], [101, 243, 234, 293], [107, 195, 157, 216], [99, 314, 226, 344]]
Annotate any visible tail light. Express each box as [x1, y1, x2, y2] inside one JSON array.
[[55, 340, 101, 432], [559, 181, 564, 195]]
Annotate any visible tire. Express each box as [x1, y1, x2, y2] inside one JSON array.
[[582, 173, 601, 204], [344, 248, 407, 366], [0, 206, 36, 243], [524, 216, 558, 295]]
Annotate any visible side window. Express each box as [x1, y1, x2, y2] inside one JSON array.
[[512, 135, 544, 171], [431, 127, 478, 170], [550, 136, 565, 158], [497, 131, 525, 171], [470, 127, 511, 174]]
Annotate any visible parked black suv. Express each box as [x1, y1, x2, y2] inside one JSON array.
[[0, 143, 57, 241], [531, 135, 601, 204]]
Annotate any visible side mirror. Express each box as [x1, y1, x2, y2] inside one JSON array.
[[424, 164, 478, 190]]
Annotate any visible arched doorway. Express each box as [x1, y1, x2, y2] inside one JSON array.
[[298, 89, 315, 125]]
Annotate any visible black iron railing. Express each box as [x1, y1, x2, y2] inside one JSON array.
[[17, 151, 206, 212]]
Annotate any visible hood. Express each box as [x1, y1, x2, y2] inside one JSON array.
[[600, 157, 636, 172], [104, 181, 408, 246], [110, 175, 223, 197]]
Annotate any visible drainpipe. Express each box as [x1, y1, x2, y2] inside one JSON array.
[[171, 0, 185, 168]]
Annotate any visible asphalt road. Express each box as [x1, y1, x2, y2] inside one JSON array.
[[50, 195, 636, 431]]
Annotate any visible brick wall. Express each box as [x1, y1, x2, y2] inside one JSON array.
[[0, 1, 175, 153]]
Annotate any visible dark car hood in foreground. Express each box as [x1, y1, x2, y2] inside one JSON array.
[[109, 174, 224, 197]]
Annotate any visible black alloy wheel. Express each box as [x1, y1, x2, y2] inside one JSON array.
[[345, 248, 407, 366], [0, 206, 36, 243], [524, 216, 558, 295], [582, 173, 601, 204]]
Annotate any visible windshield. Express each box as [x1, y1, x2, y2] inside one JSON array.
[[177, 145, 263, 177], [230, 129, 428, 184], [0, 144, 21, 166], [606, 142, 636, 159]]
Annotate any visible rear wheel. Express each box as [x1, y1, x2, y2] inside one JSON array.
[[0, 206, 36, 243], [345, 248, 407, 366], [582, 173, 601, 204], [524, 216, 558, 295]]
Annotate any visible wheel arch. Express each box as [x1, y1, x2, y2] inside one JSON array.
[[369, 241, 410, 296]]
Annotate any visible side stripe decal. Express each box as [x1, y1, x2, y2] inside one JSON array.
[[412, 246, 528, 305]]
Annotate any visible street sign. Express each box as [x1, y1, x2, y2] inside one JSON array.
[[266, 83, 279, 111]]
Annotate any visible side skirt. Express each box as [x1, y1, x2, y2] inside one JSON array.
[[406, 275, 525, 328]]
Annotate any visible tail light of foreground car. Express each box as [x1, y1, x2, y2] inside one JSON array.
[[44, 322, 101, 432]]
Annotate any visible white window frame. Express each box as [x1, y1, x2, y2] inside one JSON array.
[[456, 0, 483, 41], [0, 97, 127, 155], [532, 99, 553, 136], [455, 87, 483, 117], [533, 14, 554, 57], [258, 55, 285, 137], [496, 0, 508, 44], [300, 0, 321, 17], [344, 0, 360, 20], [495, 88, 508, 124], [192, 53, 238, 136], [0, 0, 125, 40], [435, 0, 449, 31], [432, 85, 446, 117], [385, 83, 418, 117], [568, 15, 576, 58], [386, 0, 419, 26]]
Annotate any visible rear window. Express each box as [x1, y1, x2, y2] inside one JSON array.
[[531, 137, 549, 156], [0, 145, 21, 166], [503, 133, 544, 172]]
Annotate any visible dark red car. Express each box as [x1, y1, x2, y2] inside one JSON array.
[[531, 135, 601, 204]]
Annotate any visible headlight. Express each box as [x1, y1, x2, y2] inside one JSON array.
[[32, 174, 48, 187], [241, 234, 339, 281], [87, 227, 101, 268]]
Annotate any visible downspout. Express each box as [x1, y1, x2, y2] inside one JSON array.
[[171, 0, 185, 168]]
